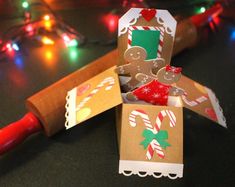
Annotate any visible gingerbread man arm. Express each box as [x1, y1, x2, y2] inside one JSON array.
[[169, 87, 185, 96], [146, 58, 165, 71], [135, 73, 155, 84], [115, 64, 132, 75]]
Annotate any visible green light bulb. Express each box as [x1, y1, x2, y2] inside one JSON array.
[[199, 7, 206, 13], [69, 49, 78, 60], [22, 1, 29, 9], [68, 39, 78, 47]]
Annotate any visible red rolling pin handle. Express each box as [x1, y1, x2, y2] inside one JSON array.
[[0, 113, 42, 155], [190, 4, 223, 27]]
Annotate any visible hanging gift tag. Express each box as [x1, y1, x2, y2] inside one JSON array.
[[118, 8, 176, 65]]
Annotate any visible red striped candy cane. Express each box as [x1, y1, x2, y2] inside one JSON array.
[[76, 77, 115, 111], [182, 94, 208, 107], [146, 109, 176, 160], [129, 109, 153, 131], [128, 26, 164, 58], [129, 109, 176, 160]]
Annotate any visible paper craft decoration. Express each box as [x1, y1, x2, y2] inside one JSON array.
[[117, 104, 183, 179], [126, 65, 185, 105], [65, 67, 122, 129], [176, 75, 226, 127], [65, 66, 184, 178], [115, 46, 165, 92], [65, 8, 226, 180], [118, 8, 176, 65]]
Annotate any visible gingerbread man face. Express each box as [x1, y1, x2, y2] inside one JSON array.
[[157, 65, 182, 84], [124, 46, 147, 63], [115, 46, 165, 92]]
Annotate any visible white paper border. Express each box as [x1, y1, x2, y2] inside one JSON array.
[[65, 88, 77, 129], [119, 160, 183, 179], [205, 87, 227, 128], [118, 8, 176, 37]]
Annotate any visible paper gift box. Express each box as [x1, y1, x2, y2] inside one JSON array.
[[65, 66, 184, 179], [65, 63, 226, 179], [65, 7, 226, 179]]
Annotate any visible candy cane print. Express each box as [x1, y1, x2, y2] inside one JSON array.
[[76, 77, 115, 111], [182, 94, 208, 107], [129, 109, 153, 132], [147, 139, 164, 160], [146, 110, 176, 160], [155, 110, 176, 130]]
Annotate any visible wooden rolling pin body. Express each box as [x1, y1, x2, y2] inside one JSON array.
[[26, 50, 118, 136]]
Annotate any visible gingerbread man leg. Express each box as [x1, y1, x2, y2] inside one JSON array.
[[126, 92, 138, 101], [122, 78, 139, 92]]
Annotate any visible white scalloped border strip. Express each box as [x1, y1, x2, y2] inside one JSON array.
[[65, 88, 77, 130], [119, 160, 183, 179], [205, 87, 227, 128], [118, 8, 176, 37]]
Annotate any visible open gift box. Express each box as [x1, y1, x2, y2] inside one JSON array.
[[65, 7, 226, 179], [65, 65, 225, 179]]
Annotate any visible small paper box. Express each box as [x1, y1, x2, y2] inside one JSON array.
[[65, 7, 226, 179], [65, 66, 184, 179], [65, 64, 226, 179]]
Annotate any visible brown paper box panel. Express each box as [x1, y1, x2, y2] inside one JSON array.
[[118, 104, 183, 164], [118, 8, 176, 66], [65, 66, 123, 129], [116, 103, 183, 178], [176, 75, 226, 127]]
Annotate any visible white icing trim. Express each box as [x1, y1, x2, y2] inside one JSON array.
[[65, 88, 77, 129], [118, 8, 141, 36], [118, 8, 176, 37], [119, 160, 183, 179], [205, 87, 227, 128], [156, 10, 176, 36]]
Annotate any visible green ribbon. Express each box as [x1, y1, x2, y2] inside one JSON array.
[[140, 129, 171, 149]]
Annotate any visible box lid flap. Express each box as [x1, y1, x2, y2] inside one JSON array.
[[65, 66, 123, 129], [176, 75, 226, 127]]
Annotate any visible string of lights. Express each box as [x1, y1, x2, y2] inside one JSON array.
[[0, 0, 85, 59], [0, 0, 234, 61]]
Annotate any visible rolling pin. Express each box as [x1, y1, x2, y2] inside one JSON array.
[[0, 4, 223, 155]]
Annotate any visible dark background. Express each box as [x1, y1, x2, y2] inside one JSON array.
[[0, 0, 234, 186]]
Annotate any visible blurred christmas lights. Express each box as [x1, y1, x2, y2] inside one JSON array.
[[22, 1, 29, 9], [0, 0, 85, 60], [12, 43, 20, 51], [41, 36, 55, 45], [230, 29, 235, 41]]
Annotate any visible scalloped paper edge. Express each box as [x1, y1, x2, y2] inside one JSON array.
[[205, 87, 227, 128], [119, 160, 183, 179], [118, 8, 176, 37], [65, 88, 77, 129]]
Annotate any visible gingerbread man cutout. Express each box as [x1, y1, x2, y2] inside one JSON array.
[[126, 65, 185, 106], [115, 46, 165, 92]]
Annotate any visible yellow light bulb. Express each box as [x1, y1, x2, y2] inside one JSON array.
[[41, 36, 54, 45], [43, 14, 50, 21]]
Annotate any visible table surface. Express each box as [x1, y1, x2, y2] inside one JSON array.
[[0, 1, 235, 186]]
